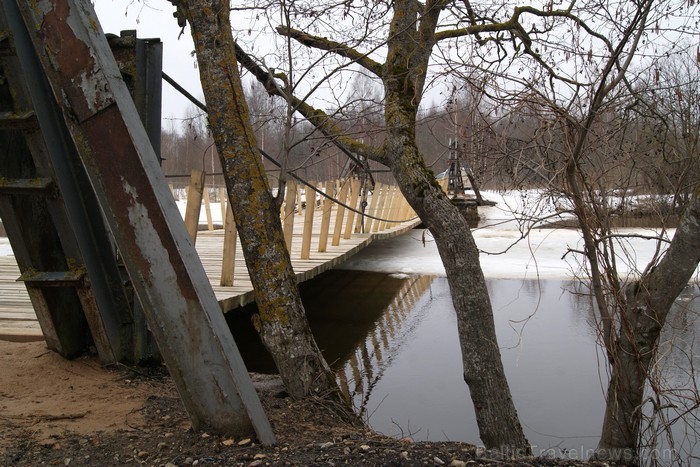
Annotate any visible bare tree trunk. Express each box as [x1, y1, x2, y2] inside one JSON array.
[[548, 3, 700, 459], [384, 123, 530, 453], [234, 0, 530, 451], [377, 1, 530, 452], [595, 187, 700, 463], [171, 0, 337, 399], [545, 4, 700, 459]]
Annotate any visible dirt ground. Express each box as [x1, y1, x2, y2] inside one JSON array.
[[0, 340, 616, 466]]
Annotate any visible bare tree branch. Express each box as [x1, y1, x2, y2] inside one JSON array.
[[276, 25, 385, 78], [234, 41, 388, 165]]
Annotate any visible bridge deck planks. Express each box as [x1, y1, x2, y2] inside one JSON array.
[[0, 209, 420, 341]]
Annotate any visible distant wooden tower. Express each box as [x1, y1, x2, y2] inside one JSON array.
[[447, 138, 468, 199], [445, 138, 489, 206], [444, 138, 492, 226]]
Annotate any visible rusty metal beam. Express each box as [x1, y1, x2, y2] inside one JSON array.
[[0, 6, 130, 363], [5, 0, 274, 443]]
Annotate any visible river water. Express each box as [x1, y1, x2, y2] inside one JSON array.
[[228, 228, 700, 463], [3, 192, 695, 461]]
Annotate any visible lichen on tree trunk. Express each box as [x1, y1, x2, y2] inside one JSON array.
[[227, 0, 538, 451], [382, 122, 530, 453], [373, 0, 530, 452], [170, 0, 337, 400], [232, 0, 533, 452]]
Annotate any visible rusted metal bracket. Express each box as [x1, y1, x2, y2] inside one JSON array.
[[18, 269, 85, 286], [0, 177, 56, 196], [0, 110, 38, 130], [3, 0, 275, 443]]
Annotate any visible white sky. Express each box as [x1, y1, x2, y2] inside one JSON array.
[[90, 0, 699, 133], [91, 0, 357, 129]]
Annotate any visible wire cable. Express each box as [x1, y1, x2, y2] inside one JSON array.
[[258, 148, 418, 224], [162, 72, 418, 225]]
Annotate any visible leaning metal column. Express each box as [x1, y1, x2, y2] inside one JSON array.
[[4, 0, 274, 443]]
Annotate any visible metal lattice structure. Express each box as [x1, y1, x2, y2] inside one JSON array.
[[0, 0, 274, 443]]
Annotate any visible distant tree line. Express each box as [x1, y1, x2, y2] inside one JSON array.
[[161, 50, 699, 217]]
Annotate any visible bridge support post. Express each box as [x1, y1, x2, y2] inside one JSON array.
[[451, 198, 480, 228], [5, 0, 274, 443]]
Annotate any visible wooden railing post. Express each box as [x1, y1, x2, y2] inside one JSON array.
[[220, 203, 238, 286], [318, 180, 333, 253], [219, 187, 227, 223], [332, 180, 349, 246], [354, 185, 368, 234], [283, 179, 297, 251], [184, 169, 205, 243], [370, 183, 386, 232], [378, 186, 390, 231], [203, 187, 213, 231], [297, 185, 304, 216], [393, 189, 404, 227], [382, 186, 401, 230], [300, 183, 318, 260], [355, 185, 378, 233], [398, 193, 411, 222], [382, 186, 400, 230], [343, 178, 361, 240], [364, 183, 380, 233], [380, 186, 397, 231]]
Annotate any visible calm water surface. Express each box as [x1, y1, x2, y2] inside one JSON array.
[[228, 235, 700, 462], [317, 275, 604, 456]]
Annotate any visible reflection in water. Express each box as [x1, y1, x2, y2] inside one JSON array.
[[226, 270, 421, 374], [640, 285, 700, 464], [331, 274, 436, 415], [227, 272, 700, 462]]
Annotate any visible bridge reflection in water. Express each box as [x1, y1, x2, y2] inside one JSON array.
[[320, 273, 435, 414], [226, 269, 435, 414]]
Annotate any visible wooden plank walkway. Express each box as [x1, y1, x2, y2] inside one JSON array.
[[0, 203, 421, 342]]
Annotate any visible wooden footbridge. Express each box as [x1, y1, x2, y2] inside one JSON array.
[[0, 180, 420, 341], [0, 0, 427, 444]]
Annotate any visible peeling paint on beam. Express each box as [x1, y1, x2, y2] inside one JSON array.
[[10, 0, 274, 443]]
